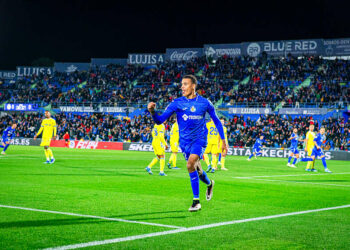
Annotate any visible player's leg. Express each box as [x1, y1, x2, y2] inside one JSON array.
[[320, 155, 331, 173], [194, 160, 214, 200], [203, 145, 211, 171], [247, 148, 256, 161], [47, 146, 55, 163], [43, 146, 50, 164], [146, 146, 159, 174], [172, 152, 179, 169], [287, 152, 293, 166], [1, 141, 10, 154], [159, 154, 166, 176], [187, 154, 201, 211], [291, 152, 299, 168], [167, 153, 174, 169]]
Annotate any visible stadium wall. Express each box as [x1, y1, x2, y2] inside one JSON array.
[[5, 140, 350, 161]]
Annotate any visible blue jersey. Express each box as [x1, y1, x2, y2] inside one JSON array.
[[2, 127, 15, 140], [253, 138, 266, 149], [290, 133, 299, 149], [314, 133, 326, 148], [152, 95, 224, 148]]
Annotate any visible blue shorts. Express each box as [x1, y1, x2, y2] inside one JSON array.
[[2, 137, 10, 144], [180, 138, 207, 161], [253, 147, 261, 154], [290, 148, 299, 154], [311, 147, 324, 158]]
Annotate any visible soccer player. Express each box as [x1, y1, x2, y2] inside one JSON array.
[[34, 111, 57, 164], [217, 118, 228, 171], [300, 127, 332, 173], [0, 123, 17, 155], [145, 123, 168, 176], [203, 119, 219, 173], [167, 119, 180, 169], [63, 132, 70, 147], [287, 128, 301, 168], [148, 74, 227, 212], [247, 135, 266, 161], [305, 124, 316, 172]]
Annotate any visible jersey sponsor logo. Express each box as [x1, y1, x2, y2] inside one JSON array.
[[182, 114, 189, 121]]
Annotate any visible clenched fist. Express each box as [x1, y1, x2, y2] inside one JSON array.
[[148, 102, 156, 115]]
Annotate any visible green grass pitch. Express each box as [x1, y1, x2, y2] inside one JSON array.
[[0, 146, 349, 249]]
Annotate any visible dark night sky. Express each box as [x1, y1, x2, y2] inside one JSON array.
[[0, 0, 350, 69]]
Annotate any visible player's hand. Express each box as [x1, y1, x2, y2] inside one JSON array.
[[34, 135, 37, 140], [52, 137, 56, 140], [165, 144, 169, 150], [147, 102, 156, 115]]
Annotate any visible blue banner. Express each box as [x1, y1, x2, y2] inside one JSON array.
[[16, 67, 53, 78], [165, 48, 203, 61], [323, 38, 350, 56], [91, 58, 127, 67], [242, 39, 323, 57], [128, 54, 165, 65], [54, 63, 90, 73], [4, 103, 38, 111], [204, 44, 241, 58], [0, 71, 16, 80]]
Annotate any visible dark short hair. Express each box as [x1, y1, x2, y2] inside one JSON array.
[[182, 74, 198, 85]]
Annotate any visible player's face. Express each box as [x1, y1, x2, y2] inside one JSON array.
[[309, 125, 314, 131], [12, 124, 17, 129], [260, 136, 264, 140], [220, 119, 225, 126], [181, 78, 195, 98], [293, 128, 297, 133], [320, 128, 325, 134], [45, 111, 51, 118]]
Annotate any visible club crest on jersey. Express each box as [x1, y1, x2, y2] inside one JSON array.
[[190, 106, 196, 112]]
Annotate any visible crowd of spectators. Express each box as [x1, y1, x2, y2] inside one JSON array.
[[1, 113, 349, 151], [1, 55, 349, 108]]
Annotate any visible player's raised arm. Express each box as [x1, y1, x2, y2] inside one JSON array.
[[148, 101, 176, 125]]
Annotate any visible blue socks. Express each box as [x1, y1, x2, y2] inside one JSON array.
[[322, 158, 327, 169], [199, 171, 211, 185], [288, 156, 292, 163], [293, 158, 297, 165], [249, 154, 254, 159], [3, 144, 9, 152], [189, 171, 200, 199], [256, 152, 262, 156], [218, 153, 222, 162]]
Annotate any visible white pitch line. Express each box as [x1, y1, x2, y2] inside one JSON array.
[[44, 204, 350, 250], [0, 204, 183, 229], [234, 172, 350, 179], [250, 178, 350, 188]]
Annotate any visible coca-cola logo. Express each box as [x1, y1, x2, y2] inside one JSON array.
[[170, 51, 198, 61]]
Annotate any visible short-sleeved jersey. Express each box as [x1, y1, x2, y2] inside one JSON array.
[[170, 122, 179, 143], [152, 95, 224, 147], [206, 121, 219, 144], [290, 133, 299, 149], [306, 131, 316, 149], [39, 118, 57, 138], [152, 124, 165, 144], [253, 138, 266, 149], [2, 127, 15, 140], [314, 133, 326, 148]]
